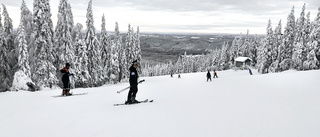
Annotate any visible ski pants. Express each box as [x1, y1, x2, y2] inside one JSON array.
[[62, 79, 70, 89], [207, 77, 212, 81], [127, 85, 138, 101]]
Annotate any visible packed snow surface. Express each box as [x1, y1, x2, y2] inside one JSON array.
[[1, 69, 320, 137]]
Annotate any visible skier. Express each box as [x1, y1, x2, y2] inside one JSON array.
[[206, 71, 212, 82], [249, 69, 253, 75], [125, 60, 140, 104], [60, 63, 74, 96], [213, 70, 218, 78]]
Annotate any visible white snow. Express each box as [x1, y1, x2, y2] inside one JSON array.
[[10, 70, 33, 91], [1, 69, 320, 137]]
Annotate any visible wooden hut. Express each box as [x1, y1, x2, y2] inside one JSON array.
[[235, 57, 252, 67]]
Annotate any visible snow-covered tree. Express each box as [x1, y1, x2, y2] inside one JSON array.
[[303, 49, 319, 70], [292, 4, 308, 70], [249, 34, 259, 67], [310, 7, 320, 65], [229, 36, 241, 67], [17, 24, 31, 77], [11, 22, 33, 91], [125, 24, 134, 71], [85, 0, 103, 86], [73, 23, 91, 87], [175, 55, 183, 74], [134, 26, 142, 73], [20, 0, 33, 45], [109, 40, 120, 84], [31, 0, 58, 88], [269, 20, 283, 72], [219, 41, 230, 70], [2, 4, 13, 38], [100, 14, 112, 83], [2, 4, 16, 72], [240, 30, 251, 57], [0, 7, 11, 92], [114, 22, 126, 82], [257, 19, 273, 73], [280, 6, 295, 70], [54, 0, 74, 70]]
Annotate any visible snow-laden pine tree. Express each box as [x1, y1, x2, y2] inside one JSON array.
[[314, 7, 320, 62], [11, 22, 33, 91], [19, 0, 33, 45], [303, 49, 319, 70], [249, 34, 259, 67], [280, 6, 295, 70], [175, 55, 183, 74], [240, 30, 251, 57], [235, 34, 243, 57], [109, 39, 120, 84], [73, 23, 91, 87], [2, 4, 13, 45], [257, 19, 273, 74], [219, 41, 230, 70], [269, 20, 283, 72], [125, 24, 134, 72], [229, 36, 241, 67], [85, 0, 103, 86], [114, 22, 126, 82], [2, 4, 16, 85], [292, 4, 308, 70], [305, 7, 320, 69], [100, 14, 112, 83], [54, 0, 74, 70], [0, 7, 11, 92], [31, 0, 58, 89], [134, 26, 142, 73]]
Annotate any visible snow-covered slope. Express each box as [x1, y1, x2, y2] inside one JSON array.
[[1, 70, 320, 137]]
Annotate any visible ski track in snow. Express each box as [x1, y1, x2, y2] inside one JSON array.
[[0, 69, 320, 137]]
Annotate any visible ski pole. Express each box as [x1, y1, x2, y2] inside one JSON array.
[[116, 79, 145, 94]]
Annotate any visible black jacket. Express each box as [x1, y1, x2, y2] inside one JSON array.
[[60, 67, 70, 82], [129, 66, 138, 86], [207, 72, 211, 78]]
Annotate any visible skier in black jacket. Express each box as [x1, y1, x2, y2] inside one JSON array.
[[60, 63, 73, 96], [125, 60, 139, 104], [206, 71, 212, 82]]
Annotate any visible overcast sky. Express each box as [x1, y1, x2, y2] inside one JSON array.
[[2, 0, 320, 34]]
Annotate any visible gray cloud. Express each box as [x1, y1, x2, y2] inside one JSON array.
[[1, 0, 320, 34]]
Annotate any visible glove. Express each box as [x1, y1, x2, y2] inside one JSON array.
[[68, 73, 74, 76]]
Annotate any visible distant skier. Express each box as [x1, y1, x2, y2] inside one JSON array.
[[125, 60, 140, 104], [249, 69, 253, 75], [178, 74, 181, 78], [213, 70, 218, 78], [60, 63, 74, 96], [206, 71, 212, 82]]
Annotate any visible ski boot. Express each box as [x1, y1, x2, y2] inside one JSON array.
[[62, 90, 66, 96], [131, 97, 140, 104], [66, 89, 72, 96], [125, 100, 132, 104]]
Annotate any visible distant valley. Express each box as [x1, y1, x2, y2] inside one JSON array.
[[139, 33, 237, 64]]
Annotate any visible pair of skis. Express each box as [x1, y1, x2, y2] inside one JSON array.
[[114, 79, 154, 106], [52, 92, 88, 98], [114, 99, 153, 106]]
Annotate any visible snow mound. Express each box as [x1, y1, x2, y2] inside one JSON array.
[[10, 70, 33, 91]]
